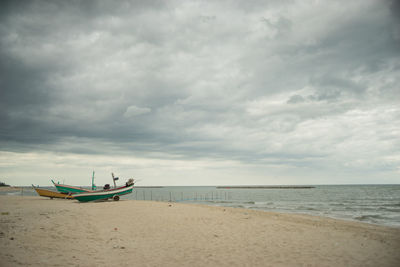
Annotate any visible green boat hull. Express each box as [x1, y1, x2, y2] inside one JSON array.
[[52, 180, 92, 194], [73, 185, 134, 202]]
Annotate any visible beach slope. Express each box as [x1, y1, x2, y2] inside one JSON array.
[[0, 196, 399, 266]]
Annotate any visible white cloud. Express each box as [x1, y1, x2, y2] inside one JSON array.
[[124, 105, 151, 118]]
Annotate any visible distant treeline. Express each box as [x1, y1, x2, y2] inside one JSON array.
[[0, 181, 10, 187]]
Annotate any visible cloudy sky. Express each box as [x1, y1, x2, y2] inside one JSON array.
[[1, 0, 399, 186]]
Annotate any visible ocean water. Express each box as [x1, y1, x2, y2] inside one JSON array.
[[6, 184, 400, 228], [129, 185, 400, 228]]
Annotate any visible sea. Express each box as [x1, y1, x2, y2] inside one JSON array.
[[4, 184, 400, 228]]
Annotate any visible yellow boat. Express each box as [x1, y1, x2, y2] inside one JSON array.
[[32, 185, 73, 199]]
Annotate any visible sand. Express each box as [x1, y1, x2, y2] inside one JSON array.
[[0, 196, 399, 267]]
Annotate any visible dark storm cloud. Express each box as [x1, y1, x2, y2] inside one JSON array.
[[0, 0, 399, 178], [0, 1, 169, 144], [0, 48, 54, 143], [388, 0, 400, 19]]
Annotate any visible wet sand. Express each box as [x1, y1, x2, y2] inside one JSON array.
[[0, 195, 399, 266]]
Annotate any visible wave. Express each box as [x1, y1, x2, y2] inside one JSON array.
[[354, 214, 385, 221], [330, 203, 345, 206], [382, 203, 400, 207], [296, 206, 317, 211], [242, 201, 255, 204], [378, 207, 400, 212], [254, 201, 274, 205]]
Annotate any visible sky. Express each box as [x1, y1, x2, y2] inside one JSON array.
[[0, 0, 399, 186]]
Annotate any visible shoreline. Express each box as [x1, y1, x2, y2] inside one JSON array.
[[1, 195, 399, 266], [1, 188, 399, 229]]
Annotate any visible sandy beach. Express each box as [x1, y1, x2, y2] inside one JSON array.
[[0, 195, 399, 267]]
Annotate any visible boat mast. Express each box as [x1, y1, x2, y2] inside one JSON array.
[[91, 171, 96, 191], [111, 173, 118, 188]]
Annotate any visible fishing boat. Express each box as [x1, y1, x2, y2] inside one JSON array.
[[52, 180, 93, 194], [52, 171, 97, 194], [72, 179, 134, 202], [32, 185, 73, 199]]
